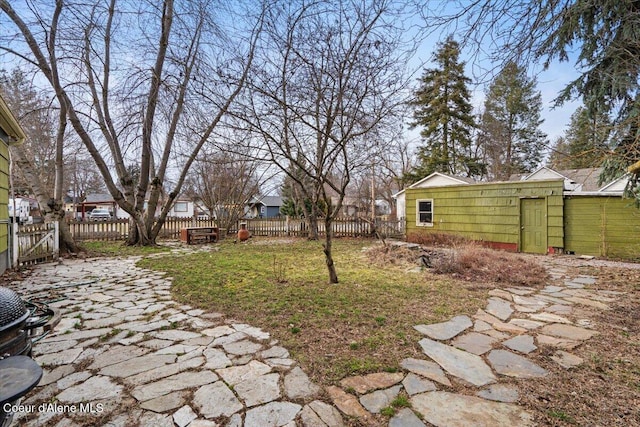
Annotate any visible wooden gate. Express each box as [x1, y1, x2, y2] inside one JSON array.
[[13, 222, 59, 267]]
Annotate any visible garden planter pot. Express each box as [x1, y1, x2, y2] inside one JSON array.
[[238, 223, 250, 241]]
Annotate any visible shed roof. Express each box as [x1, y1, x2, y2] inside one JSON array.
[[0, 94, 26, 145]]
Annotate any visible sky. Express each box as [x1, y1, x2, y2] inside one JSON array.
[[409, 43, 582, 147]]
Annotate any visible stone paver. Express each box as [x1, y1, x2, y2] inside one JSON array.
[[359, 385, 401, 414], [539, 323, 598, 341], [486, 297, 514, 321], [487, 350, 548, 379], [419, 338, 497, 386], [476, 384, 520, 403], [400, 357, 451, 386], [402, 373, 437, 395], [325, 386, 370, 419], [411, 391, 534, 427], [502, 334, 537, 354], [414, 315, 472, 340], [173, 405, 197, 427], [301, 400, 345, 427], [284, 366, 321, 400], [551, 350, 584, 369], [451, 331, 498, 355], [194, 381, 243, 418], [244, 401, 301, 426], [56, 375, 123, 403], [389, 408, 426, 427], [339, 372, 404, 394], [235, 373, 281, 407]]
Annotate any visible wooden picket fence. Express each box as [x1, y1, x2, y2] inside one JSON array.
[[67, 217, 405, 241]]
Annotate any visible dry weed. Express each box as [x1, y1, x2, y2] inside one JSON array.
[[365, 244, 420, 266], [431, 243, 548, 286], [406, 231, 468, 247], [368, 240, 548, 287]]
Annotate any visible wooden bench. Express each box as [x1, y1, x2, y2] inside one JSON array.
[[180, 227, 219, 245]]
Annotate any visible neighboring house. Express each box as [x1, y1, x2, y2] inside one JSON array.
[[0, 94, 26, 274], [81, 193, 119, 220], [404, 166, 639, 258], [246, 196, 283, 218], [81, 193, 196, 219], [167, 198, 195, 218], [509, 167, 603, 191], [63, 195, 84, 220]]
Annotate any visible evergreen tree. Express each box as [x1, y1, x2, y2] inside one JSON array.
[[548, 106, 612, 169], [478, 62, 547, 180], [547, 136, 570, 170], [408, 36, 478, 182]]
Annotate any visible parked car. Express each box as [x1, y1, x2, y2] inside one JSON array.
[[89, 208, 112, 221]]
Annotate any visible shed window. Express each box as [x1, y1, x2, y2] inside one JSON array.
[[174, 202, 188, 212], [416, 199, 433, 226]]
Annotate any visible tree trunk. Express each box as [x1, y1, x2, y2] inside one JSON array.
[[304, 199, 320, 240], [307, 214, 319, 240], [322, 218, 338, 284], [42, 202, 80, 254], [10, 146, 81, 253], [125, 216, 156, 246]]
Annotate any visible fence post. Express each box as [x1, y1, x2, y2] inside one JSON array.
[[53, 221, 60, 260], [11, 222, 18, 268]]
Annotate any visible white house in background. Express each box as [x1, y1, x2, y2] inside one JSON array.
[[167, 198, 195, 218], [393, 172, 475, 219], [81, 193, 196, 219], [509, 166, 629, 195], [598, 174, 630, 193]]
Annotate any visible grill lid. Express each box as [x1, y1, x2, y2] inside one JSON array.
[[0, 287, 28, 332]]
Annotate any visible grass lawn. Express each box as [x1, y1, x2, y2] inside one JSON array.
[[137, 237, 490, 384], [81, 240, 172, 257]]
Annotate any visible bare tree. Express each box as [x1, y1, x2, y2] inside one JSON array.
[[1, 69, 80, 252], [184, 145, 264, 235], [68, 154, 107, 198], [0, 0, 264, 245], [237, 0, 414, 283], [376, 136, 415, 219]]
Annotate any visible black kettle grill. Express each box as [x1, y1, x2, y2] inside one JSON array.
[[0, 286, 33, 358], [0, 286, 57, 427]]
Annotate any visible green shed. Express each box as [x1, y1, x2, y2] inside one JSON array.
[[0, 94, 26, 274], [403, 167, 640, 259]]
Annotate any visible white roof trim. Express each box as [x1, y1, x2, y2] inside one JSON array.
[[564, 191, 624, 197], [393, 172, 471, 199], [410, 172, 471, 188], [598, 174, 629, 192], [523, 166, 568, 181]]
